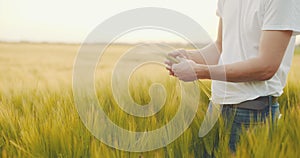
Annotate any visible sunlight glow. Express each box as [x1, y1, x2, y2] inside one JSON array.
[[0, 0, 218, 43]]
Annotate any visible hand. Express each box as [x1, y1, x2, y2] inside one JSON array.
[[172, 57, 199, 82], [165, 49, 187, 76]]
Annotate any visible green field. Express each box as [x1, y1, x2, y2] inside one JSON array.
[[0, 43, 299, 157], [295, 45, 300, 55]]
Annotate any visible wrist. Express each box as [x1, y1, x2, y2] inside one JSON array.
[[195, 64, 210, 79]]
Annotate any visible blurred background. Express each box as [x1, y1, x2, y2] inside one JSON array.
[[0, 0, 221, 43]]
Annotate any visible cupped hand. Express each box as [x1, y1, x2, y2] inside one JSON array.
[[165, 49, 187, 76], [171, 57, 199, 82]]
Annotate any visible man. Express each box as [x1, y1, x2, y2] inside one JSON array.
[[165, 0, 300, 152]]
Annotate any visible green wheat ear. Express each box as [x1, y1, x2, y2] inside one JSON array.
[[165, 55, 180, 64]]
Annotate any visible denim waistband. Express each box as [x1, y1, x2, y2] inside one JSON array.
[[222, 96, 278, 110]]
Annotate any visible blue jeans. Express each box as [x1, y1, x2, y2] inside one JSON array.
[[221, 101, 281, 151]]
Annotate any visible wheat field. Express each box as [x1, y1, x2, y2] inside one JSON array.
[[0, 42, 299, 157]]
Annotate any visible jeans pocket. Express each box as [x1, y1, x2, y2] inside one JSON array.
[[233, 107, 270, 126]]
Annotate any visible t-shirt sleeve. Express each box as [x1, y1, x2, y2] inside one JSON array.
[[262, 0, 300, 36], [216, 0, 224, 18]]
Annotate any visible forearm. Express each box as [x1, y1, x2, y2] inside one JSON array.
[[196, 30, 292, 82], [196, 57, 277, 82], [185, 42, 221, 65]]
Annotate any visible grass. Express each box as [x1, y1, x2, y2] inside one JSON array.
[[294, 45, 300, 55], [0, 42, 300, 157]]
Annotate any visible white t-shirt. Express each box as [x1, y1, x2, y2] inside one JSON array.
[[212, 0, 300, 104]]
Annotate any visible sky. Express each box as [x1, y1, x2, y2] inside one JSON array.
[[0, 0, 220, 43], [0, 0, 299, 44]]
